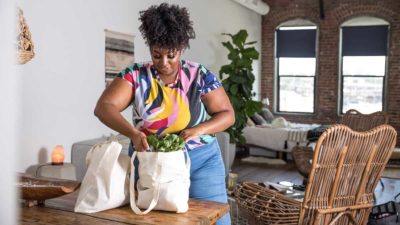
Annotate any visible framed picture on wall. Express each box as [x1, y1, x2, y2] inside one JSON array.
[[105, 29, 135, 87]]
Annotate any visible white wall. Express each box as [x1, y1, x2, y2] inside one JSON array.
[[0, 0, 18, 224], [17, 0, 262, 171]]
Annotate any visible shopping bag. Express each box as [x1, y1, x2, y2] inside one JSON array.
[[129, 150, 190, 215], [74, 140, 130, 213]]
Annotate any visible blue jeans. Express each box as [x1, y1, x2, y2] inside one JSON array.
[[188, 140, 231, 225], [129, 139, 231, 225]]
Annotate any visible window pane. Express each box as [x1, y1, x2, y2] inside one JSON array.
[[279, 77, 314, 113], [279, 58, 316, 76], [342, 77, 383, 114], [342, 56, 386, 76]]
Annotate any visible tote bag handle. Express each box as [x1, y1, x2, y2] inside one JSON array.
[[129, 151, 161, 215], [129, 150, 190, 215]]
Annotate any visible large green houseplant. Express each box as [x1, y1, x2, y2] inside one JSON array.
[[219, 30, 262, 144]]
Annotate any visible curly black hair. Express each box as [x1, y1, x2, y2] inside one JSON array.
[[139, 3, 195, 50]]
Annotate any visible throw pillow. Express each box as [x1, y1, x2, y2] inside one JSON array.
[[271, 117, 289, 128], [259, 108, 274, 123], [246, 118, 256, 127], [251, 113, 268, 126]]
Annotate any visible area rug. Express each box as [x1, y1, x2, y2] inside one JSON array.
[[241, 156, 286, 165]]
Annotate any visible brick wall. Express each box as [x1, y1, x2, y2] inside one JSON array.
[[261, 0, 400, 145]]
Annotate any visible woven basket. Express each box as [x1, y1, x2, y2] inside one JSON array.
[[234, 182, 301, 225], [17, 8, 35, 64]]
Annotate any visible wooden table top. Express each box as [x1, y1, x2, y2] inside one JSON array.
[[20, 192, 230, 225]]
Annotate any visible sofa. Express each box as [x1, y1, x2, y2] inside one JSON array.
[[243, 122, 320, 153], [71, 132, 233, 181], [243, 108, 321, 158], [71, 134, 130, 181]]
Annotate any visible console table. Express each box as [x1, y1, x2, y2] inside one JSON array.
[[20, 191, 229, 225]]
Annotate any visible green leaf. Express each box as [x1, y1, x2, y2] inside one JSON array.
[[237, 135, 246, 145], [229, 95, 242, 109], [246, 70, 255, 82], [235, 112, 247, 128], [147, 134, 185, 152], [236, 58, 252, 69], [245, 41, 257, 45], [242, 47, 259, 60], [229, 84, 238, 95], [232, 30, 248, 49], [222, 41, 235, 53], [241, 85, 252, 99], [222, 82, 230, 91], [227, 49, 240, 61], [147, 135, 159, 149], [229, 75, 247, 84], [219, 65, 234, 77], [245, 100, 263, 116], [221, 33, 234, 38]]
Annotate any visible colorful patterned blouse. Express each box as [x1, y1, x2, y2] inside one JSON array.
[[118, 60, 222, 150]]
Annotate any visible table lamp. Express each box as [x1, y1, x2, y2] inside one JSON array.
[[51, 145, 65, 165]]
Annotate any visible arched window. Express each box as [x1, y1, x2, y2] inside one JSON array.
[[275, 19, 318, 113], [339, 17, 389, 114]]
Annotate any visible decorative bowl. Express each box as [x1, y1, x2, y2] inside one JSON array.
[[18, 173, 80, 207]]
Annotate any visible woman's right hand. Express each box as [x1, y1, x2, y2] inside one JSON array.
[[131, 130, 149, 152]]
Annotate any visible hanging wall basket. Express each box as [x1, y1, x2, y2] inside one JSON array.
[[17, 7, 35, 64]]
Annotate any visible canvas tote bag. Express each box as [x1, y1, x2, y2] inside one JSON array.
[[74, 139, 130, 213], [129, 150, 191, 215]]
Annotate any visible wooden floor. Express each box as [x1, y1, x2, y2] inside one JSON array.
[[231, 159, 400, 205]]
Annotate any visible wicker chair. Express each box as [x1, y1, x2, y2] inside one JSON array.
[[235, 124, 397, 225], [293, 110, 389, 184], [292, 145, 314, 184], [340, 109, 389, 132]]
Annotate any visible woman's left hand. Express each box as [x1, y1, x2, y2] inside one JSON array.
[[180, 127, 203, 142]]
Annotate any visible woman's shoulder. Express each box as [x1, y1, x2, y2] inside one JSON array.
[[181, 60, 209, 74], [120, 61, 153, 75], [128, 61, 153, 70], [119, 62, 154, 80], [182, 60, 202, 69]]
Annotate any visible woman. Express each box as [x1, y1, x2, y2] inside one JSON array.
[[94, 3, 234, 225]]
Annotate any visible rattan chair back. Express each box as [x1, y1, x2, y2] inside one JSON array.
[[300, 124, 397, 225], [341, 109, 389, 132], [235, 124, 396, 225]]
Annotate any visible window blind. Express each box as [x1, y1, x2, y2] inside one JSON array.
[[342, 25, 388, 56], [276, 29, 316, 58]]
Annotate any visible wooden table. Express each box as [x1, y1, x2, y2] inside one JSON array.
[[20, 192, 229, 225]]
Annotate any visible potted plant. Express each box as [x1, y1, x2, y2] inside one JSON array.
[[219, 29, 262, 145]]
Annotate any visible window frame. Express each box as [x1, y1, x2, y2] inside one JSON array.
[[338, 17, 390, 115], [274, 21, 319, 115]]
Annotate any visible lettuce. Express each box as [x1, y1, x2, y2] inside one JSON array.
[[147, 134, 185, 152]]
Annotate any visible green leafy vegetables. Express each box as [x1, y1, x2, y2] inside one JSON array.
[[147, 134, 186, 152]]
